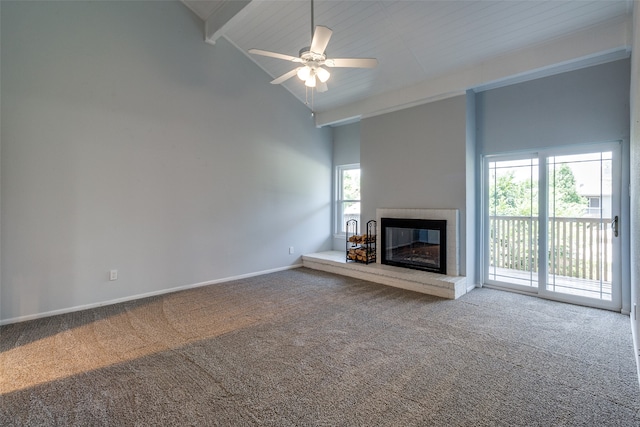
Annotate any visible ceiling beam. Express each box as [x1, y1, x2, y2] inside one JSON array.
[[205, 0, 254, 45], [315, 15, 632, 127]]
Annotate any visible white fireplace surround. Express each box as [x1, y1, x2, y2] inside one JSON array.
[[376, 208, 460, 276]]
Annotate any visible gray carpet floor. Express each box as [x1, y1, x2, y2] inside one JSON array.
[[1, 267, 639, 426]]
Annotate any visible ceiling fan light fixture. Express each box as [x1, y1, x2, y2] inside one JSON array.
[[305, 75, 317, 88], [316, 67, 330, 83], [297, 66, 311, 81]]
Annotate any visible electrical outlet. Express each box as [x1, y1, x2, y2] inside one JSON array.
[[289, 246, 294, 255], [109, 270, 118, 281]]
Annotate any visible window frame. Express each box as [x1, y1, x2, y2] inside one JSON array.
[[334, 163, 361, 236]]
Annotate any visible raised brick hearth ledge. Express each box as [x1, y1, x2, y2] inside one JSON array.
[[302, 251, 468, 300]]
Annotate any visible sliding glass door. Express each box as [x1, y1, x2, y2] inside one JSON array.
[[484, 143, 621, 310], [542, 147, 620, 308], [486, 155, 539, 291]]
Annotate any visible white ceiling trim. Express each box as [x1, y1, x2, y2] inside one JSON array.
[[181, 0, 226, 21], [315, 15, 632, 127], [204, 0, 255, 45]]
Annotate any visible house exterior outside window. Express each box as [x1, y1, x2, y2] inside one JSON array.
[[587, 196, 601, 216]]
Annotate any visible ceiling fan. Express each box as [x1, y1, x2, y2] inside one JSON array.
[[248, 0, 378, 93]]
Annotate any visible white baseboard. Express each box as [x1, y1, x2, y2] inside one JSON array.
[[0, 264, 303, 326]]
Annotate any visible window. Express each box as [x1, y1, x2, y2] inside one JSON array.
[[587, 196, 601, 216], [336, 164, 360, 234]]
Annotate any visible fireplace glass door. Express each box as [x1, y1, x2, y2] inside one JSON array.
[[381, 218, 447, 274]]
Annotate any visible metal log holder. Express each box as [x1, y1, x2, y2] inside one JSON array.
[[346, 219, 377, 264], [366, 220, 377, 264]]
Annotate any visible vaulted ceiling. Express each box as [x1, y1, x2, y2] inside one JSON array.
[[182, 0, 633, 126]]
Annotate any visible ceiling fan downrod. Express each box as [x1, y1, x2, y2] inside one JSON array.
[[310, 0, 314, 41]]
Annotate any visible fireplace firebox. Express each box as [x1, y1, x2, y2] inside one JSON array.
[[381, 218, 447, 274]]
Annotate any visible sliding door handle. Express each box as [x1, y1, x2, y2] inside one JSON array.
[[611, 215, 619, 237]]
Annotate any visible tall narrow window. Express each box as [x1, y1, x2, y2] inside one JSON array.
[[336, 165, 360, 233]]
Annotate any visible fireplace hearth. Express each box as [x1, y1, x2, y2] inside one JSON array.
[[302, 208, 465, 299], [381, 217, 447, 274]]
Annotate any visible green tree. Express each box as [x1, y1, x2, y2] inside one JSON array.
[[489, 172, 537, 217], [342, 169, 360, 200], [549, 164, 587, 216], [490, 164, 587, 217]]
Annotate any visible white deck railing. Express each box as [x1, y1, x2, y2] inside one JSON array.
[[490, 216, 612, 282]]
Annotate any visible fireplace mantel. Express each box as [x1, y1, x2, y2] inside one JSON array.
[[376, 208, 460, 276]]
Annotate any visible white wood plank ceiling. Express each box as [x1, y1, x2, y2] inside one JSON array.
[[182, 0, 633, 125]]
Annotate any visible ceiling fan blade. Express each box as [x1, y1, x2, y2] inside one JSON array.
[[310, 26, 332, 55], [249, 49, 300, 62], [270, 68, 300, 85], [325, 58, 378, 68], [317, 81, 328, 93]]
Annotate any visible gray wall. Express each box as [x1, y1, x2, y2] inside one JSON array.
[[477, 60, 630, 154], [360, 96, 470, 277], [477, 59, 631, 312], [466, 90, 478, 286], [0, 1, 332, 323], [629, 4, 640, 373], [332, 122, 360, 250], [333, 122, 360, 167]]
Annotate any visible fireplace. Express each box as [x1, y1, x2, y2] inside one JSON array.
[[381, 217, 447, 274]]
